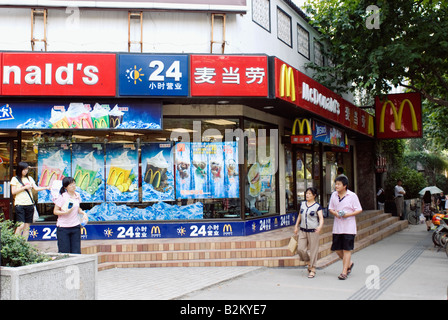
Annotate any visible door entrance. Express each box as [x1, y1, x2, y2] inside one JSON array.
[[0, 139, 15, 220]]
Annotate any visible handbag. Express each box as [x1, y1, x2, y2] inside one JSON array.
[[288, 235, 298, 254], [15, 176, 39, 222]]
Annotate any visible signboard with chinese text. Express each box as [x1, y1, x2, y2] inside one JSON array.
[[190, 55, 268, 97], [118, 54, 189, 96], [1, 53, 116, 96], [375, 92, 422, 139]]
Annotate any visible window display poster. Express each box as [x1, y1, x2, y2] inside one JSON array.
[[175, 141, 239, 199], [141, 142, 174, 202], [105, 143, 139, 202], [72, 143, 105, 202], [37, 143, 71, 203]]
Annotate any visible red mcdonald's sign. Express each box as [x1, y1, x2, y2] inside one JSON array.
[[375, 92, 422, 139]]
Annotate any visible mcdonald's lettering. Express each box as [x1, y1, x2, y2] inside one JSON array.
[[302, 82, 340, 115], [279, 64, 296, 102], [375, 92, 422, 139], [291, 118, 312, 144]]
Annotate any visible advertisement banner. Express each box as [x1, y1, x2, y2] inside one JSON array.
[[118, 54, 189, 96], [1, 53, 116, 96], [375, 92, 422, 139], [105, 143, 139, 202], [175, 141, 239, 199], [274, 57, 374, 137], [312, 121, 346, 148], [72, 143, 105, 203], [37, 143, 71, 203], [190, 55, 268, 97], [0, 101, 162, 130], [27, 212, 298, 241], [141, 142, 175, 202]]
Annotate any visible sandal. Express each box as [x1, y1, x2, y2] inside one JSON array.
[[308, 271, 316, 278], [338, 273, 348, 280], [347, 262, 354, 275]]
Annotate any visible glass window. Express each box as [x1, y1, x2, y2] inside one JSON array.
[[244, 119, 277, 218], [284, 146, 294, 212]]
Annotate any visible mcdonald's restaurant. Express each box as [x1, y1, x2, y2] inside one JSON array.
[[0, 52, 377, 241]]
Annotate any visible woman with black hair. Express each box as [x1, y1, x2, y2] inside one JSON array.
[[422, 190, 433, 231], [294, 187, 324, 278], [53, 176, 88, 254], [10, 162, 49, 240]]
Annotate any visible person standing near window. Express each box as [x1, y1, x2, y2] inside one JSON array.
[[11, 162, 49, 240], [53, 177, 87, 254]]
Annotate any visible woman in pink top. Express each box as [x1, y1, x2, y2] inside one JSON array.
[[328, 175, 362, 280], [53, 177, 87, 254]]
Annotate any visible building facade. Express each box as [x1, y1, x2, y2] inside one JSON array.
[[0, 0, 376, 241]]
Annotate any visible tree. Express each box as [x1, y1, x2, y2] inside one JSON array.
[[303, 0, 448, 107]]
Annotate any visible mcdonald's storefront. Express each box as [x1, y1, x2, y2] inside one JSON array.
[[0, 52, 375, 241]]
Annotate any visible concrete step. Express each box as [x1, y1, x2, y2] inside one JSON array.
[[92, 211, 408, 270]]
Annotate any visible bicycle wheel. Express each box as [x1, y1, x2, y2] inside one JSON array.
[[407, 211, 418, 225], [445, 241, 448, 258]]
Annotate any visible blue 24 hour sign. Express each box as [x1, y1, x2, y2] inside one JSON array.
[[118, 54, 189, 96]]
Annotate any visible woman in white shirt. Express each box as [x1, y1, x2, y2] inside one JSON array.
[[11, 162, 49, 240]]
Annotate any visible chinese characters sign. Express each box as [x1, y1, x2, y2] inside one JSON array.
[[190, 55, 268, 97], [118, 54, 189, 96]]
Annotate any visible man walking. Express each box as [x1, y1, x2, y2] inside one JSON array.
[[328, 176, 362, 280], [394, 179, 406, 219]]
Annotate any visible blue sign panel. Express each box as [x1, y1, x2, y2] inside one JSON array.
[[119, 54, 189, 96], [28, 213, 298, 241]]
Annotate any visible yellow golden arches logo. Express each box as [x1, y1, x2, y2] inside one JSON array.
[[151, 226, 161, 236], [279, 64, 296, 102], [145, 169, 162, 188], [223, 224, 233, 233], [93, 118, 109, 128], [379, 99, 418, 133], [292, 118, 311, 135]]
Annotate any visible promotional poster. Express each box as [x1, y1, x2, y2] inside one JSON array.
[[141, 142, 175, 202], [37, 143, 71, 203], [105, 143, 139, 202], [72, 143, 105, 202]]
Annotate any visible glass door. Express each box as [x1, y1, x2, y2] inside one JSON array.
[[0, 139, 15, 220], [296, 151, 313, 204]]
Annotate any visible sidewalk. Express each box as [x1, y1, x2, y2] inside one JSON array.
[[97, 223, 448, 300]]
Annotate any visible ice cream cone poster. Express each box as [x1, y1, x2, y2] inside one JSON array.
[[208, 143, 225, 198], [175, 142, 192, 199], [72, 144, 105, 202], [141, 143, 174, 202], [105, 143, 139, 202], [37, 144, 71, 203], [223, 141, 239, 198], [191, 142, 210, 199]]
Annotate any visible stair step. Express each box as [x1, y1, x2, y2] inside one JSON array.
[[93, 212, 408, 270]]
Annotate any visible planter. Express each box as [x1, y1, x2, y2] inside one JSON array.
[[1, 253, 97, 300]]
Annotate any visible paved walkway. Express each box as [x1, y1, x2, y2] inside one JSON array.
[[97, 223, 448, 300]]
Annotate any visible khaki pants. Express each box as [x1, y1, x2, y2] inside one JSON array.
[[297, 229, 320, 271], [395, 196, 404, 217]]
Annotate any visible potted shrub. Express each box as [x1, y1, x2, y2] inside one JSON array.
[[1, 218, 97, 300]]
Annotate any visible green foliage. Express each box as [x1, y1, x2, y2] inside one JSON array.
[[0, 218, 51, 267], [384, 167, 426, 200], [303, 0, 448, 107]]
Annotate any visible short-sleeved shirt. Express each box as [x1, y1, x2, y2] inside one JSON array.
[[10, 176, 36, 206], [299, 201, 322, 230], [54, 192, 81, 228], [329, 190, 362, 235]]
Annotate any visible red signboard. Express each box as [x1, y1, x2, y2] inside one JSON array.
[[1, 53, 116, 96], [190, 55, 268, 97], [375, 92, 422, 139], [274, 58, 374, 137]]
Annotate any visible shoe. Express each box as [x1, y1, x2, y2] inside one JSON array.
[[347, 262, 354, 275], [308, 271, 316, 278], [338, 273, 347, 280]]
